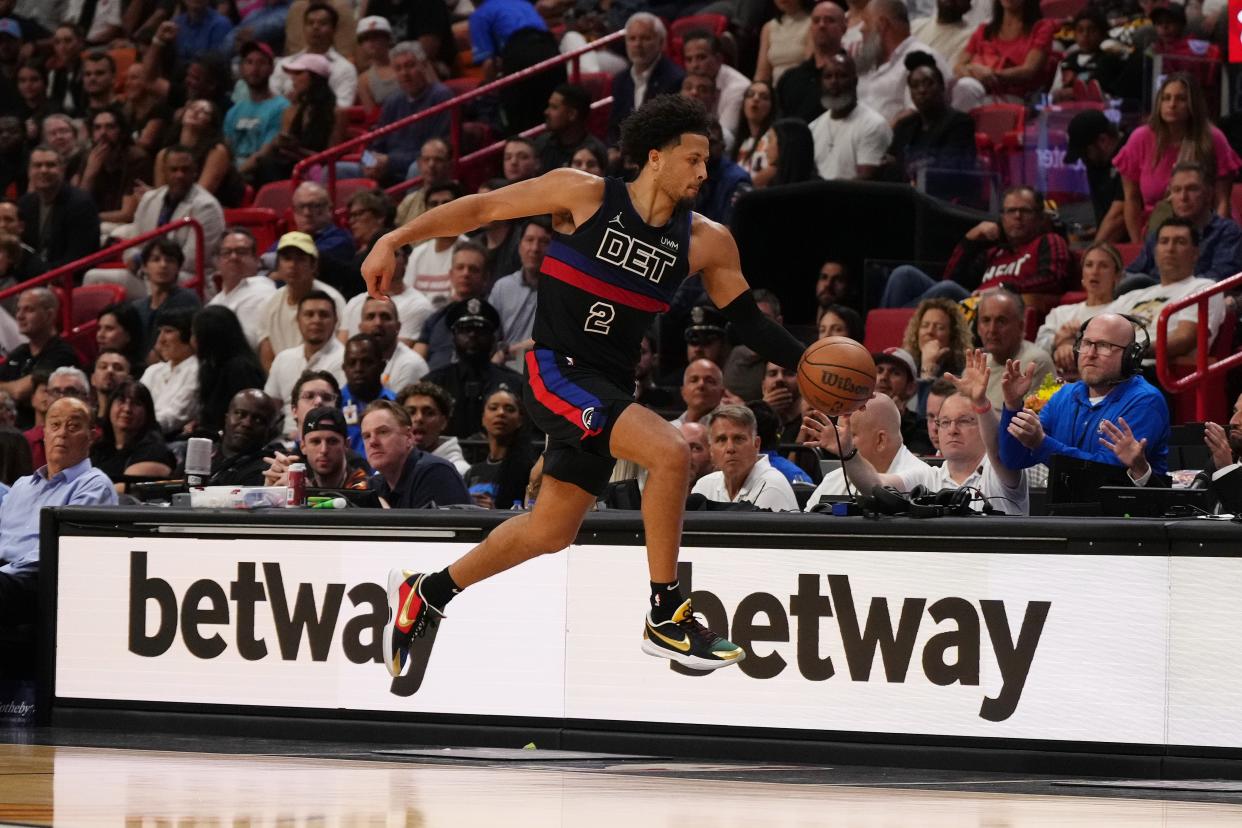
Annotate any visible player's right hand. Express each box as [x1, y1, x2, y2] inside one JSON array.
[[360, 236, 395, 301], [802, 409, 855, 458]]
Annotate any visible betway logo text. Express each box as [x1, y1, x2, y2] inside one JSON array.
[[676, 563, 1049, 722], [127, 552, 435, 696]]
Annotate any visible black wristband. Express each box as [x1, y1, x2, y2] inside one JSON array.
[[840, 448, 858, 461]]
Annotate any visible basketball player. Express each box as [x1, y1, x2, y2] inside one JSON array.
[[361, 96, 805, 676]]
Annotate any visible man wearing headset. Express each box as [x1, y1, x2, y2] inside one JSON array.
[[997, 312, 1171, 485]]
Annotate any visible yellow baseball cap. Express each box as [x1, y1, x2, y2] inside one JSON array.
[[276, 231, 318, 258]]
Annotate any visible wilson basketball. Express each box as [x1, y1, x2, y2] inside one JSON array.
[[797, 336, 876, 417]]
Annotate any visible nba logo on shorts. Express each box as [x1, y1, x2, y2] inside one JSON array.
[[1231, 0, 1242, 62]]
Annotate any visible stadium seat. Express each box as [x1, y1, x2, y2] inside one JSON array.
[[668, 14, 729, 66], [863, 308, 915, 352], [342, 105, 379, 139], [1114, 242, 1143, 267], [444, 77, 480, 98], [69, 284, 126, 328], [333, 178, 378, 205], [1039, 0, 1086, 19], [223, 207, 281, 252], [971, 104, 1024, 186], [253, 180, 296, 214]]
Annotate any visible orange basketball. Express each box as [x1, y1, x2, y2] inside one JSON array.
[[797, 336, 876, 417]]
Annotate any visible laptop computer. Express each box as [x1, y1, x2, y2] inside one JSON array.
[[1045, 455, 1135, 515]]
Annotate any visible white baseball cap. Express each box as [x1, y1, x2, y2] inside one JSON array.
[[356, 16, 392, 38]]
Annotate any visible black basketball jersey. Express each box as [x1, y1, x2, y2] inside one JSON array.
[[533, 176, 693, 385]]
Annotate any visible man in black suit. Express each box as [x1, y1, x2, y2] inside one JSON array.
[[1200, 392, 1242, 514], [606, 12, 685, 151], [17, 146, 100, 270]]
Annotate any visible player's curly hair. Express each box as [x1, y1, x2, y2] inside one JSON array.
[[619, 94, 712, 169]]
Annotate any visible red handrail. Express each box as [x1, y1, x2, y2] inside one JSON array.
[[292, 29, 625, 202], [1155, 270, 1242, 421], [0, 217, 206, 334]]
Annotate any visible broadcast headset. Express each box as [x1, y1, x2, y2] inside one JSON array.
[[1071, 313, 1149, 380]]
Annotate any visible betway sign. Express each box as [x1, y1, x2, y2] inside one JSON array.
[[56, 536, 1180, 744]]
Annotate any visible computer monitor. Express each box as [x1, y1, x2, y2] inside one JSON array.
[[1046, 455, 1134, 510]]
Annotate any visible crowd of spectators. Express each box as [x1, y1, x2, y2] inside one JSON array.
[[0, 0, 1240, 628]]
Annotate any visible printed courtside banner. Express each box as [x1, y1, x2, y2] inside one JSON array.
[[50, 534, 1240, 747]]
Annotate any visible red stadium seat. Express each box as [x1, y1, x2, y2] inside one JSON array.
[[668, 13, 729, 65], [223, 207, 281, 252], [444, 77, 480, 98], [863, 308, 915, 353], [69, 284, 127, 328], [333, 178, 378, 205], [1114, 242, 1143, 267], [1039, 0, 1086, 19], [253, 180, 296, 214], [971, 104, 1024, 186], [342, 105, 380, 140]]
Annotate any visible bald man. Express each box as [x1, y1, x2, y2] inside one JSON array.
[[803, 393, 931, 508], [999, 313, 1170, 485], [0, 397, 116, 624], [671, 359, 725, 426], [679, 420, 714, 488]]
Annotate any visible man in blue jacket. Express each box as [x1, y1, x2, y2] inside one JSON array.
[[999, 313, 1170, 485]]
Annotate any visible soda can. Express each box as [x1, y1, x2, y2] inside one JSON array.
[[287, 463, 307, 506]]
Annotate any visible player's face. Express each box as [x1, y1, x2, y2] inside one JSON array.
[[655, 132, 708, 207]]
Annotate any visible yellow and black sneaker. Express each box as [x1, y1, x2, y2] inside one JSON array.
[[641, 598, 746, 670], [384, 570, 443, 678]]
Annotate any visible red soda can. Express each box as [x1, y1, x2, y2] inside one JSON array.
[[287, 463, 307, 506]]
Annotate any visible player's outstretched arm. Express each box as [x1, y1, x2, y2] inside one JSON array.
[[361, 168, 604, 300], [693, 215, 805, 372]]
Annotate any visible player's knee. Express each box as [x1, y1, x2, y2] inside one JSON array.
[[529, 520, 580, 554], [650, 438, 690, 477]]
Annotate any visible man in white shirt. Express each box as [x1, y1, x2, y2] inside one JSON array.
[[402, 182, 462, 305], [207, 228, 275, 349], [682, 30, 751, 135], [910, 0, 975, 66], [805, 393, 930, 506], [489, 217, 550, 369], [1107, 217, 1226, 363], [357, 296, 429, 393], [806, 350, 1028, 514], [341, 247, 433, 344], [693, 405, 798, 510], [265, 289, 347, 436], [270, 2, 358, 108], [809, 54, 892, 180], [979, 288, 1054, 410], [139, 307, 199, 435], [256, 232, 347, 370], [855, 0, 952, 123]]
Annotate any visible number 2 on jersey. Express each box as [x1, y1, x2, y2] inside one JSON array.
[[584, 301, 615, 335]]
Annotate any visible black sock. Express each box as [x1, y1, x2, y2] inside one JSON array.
[[649, 580, 683, 623], [419, 568, 461, 613]]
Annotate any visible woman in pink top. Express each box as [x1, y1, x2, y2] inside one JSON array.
[[1113, 73, 1241, 242], [952, 0, 1057, 108]]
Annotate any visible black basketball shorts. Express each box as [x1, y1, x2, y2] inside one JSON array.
[[523, 347, 635, 497]]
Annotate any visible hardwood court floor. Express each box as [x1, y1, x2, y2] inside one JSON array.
[[4, 742, 1242, 827]]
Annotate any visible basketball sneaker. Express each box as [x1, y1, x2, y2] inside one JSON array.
[[384, 570, 444, 678], [641, 598, 746, 670]]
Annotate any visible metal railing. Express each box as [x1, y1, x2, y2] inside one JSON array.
[[0, 217, 206, 336], [1155, 271, 1242, 421], [292, 29, 625, 203]]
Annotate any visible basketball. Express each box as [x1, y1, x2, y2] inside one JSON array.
[[797, 336, 876, 417]]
